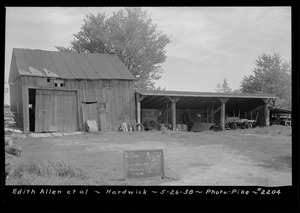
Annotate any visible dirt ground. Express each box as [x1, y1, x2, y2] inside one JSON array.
[[6, 126, 292, 186]]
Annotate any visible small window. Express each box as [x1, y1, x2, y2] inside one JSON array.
[[47, 78, 50, 83], [98, 102, 108, 111], [54, 79, 65, 88]]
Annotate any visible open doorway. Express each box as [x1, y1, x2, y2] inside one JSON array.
[[28, 89, 36, 132]]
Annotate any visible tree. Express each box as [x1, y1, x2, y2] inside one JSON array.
[[215, 78, 232, 93], [155, 85, 166, 91], [232, 89, 242, 93], [56, 7, 171, 90], [241, 52, 291, 109]]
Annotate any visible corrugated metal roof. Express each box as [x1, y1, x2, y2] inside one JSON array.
[[49, 51, 75, 79], [84, 53, 113, 79], [136, 89, 276, 99], [13, 48, 32, 75], [36, 50, 60, 77], [12, 48, 135, 80], [73, 53, 99, 79]]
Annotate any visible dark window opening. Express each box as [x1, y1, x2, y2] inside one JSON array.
[[54, 79, 65, 87], [47, 78, 50, 83], [83, 101, 97, 104], [28, 89, 36, 132]]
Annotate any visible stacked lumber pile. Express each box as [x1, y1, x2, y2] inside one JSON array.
[[4, 105, 22, 179]]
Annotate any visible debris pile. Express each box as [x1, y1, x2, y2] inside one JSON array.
[[4, 104, 16, 128], [120, 122, 132, 132], [86, 120, 99, 133], [159, 124, 169, 131], [4, 104, 22, 179], [176, 124, 188, 132]]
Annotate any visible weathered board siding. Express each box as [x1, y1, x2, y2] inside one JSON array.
[[16, 76, 135, 133], [9, 77, 23, 127], [34, 89, 78, 132]]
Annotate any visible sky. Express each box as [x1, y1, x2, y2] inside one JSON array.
[[4, 7, 291, 104]]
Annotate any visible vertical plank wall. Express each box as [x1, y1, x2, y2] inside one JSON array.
[[9, 77, 23, 128], [75, 79, 136, 131], [21, 76, 135, 133]]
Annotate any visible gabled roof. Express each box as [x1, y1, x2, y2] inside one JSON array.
[[10, 48, 135, 81]]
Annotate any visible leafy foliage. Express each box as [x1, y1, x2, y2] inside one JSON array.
[[56, 7, 171, 90], [215, 78, 232, 93], [241, 53, 291, 109]]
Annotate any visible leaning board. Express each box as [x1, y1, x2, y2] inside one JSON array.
[[123, 149, 164, 180]]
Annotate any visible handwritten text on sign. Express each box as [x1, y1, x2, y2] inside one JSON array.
[[123, 149, 164, 180]]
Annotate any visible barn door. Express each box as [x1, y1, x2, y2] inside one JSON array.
[[98, 102, 108, 132], [35, 90, 52, 132], [97, 87, 109, 132], [35, 89, 79, 133], [55, 90, 79, 132], [82, 102, 99, 131]]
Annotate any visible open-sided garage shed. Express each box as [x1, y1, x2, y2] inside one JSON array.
[[135, 89, 276, 131]]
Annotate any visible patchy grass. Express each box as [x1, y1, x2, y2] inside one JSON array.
[[8, 156, 89, 185], [241, 125, 292, 136], [6, 125, 292, 185]]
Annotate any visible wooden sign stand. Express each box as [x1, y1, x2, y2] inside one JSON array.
[[123, 149, 165, 180]]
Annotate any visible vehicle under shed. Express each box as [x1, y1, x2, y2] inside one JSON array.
[[135, 89, 277, 131]]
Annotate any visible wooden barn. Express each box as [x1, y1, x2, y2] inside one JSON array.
[[9, 48, 136, 134]]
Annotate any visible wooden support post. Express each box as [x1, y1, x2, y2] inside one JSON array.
[[211, 106, 221, 116], [211, 106, 214, 123], [218, 98, 228, 131], [271, 98, 277, 108], [172, 100, 176, 130], [263, 98, 271, 127], [166, 102, 169, 125], [135, 93, 145, 124], [137, 101, 141, 124], [22, 78, 29, 134], [168, 97, 180, 130], [207, 106, 210, 123], [255, 112, 259, 122]]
